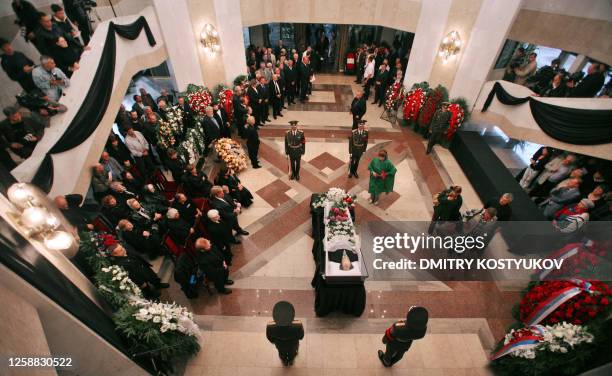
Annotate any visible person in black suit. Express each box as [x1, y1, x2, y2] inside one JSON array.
[[177, 96, 192, 129], [234, 96, 249, 138], [54, 194, 94, 232], [266, 301, 304, 366], [298, 56, 311, 102], [172, 192, 200, 225], [107, 242, 169, 300], [194, 237, 233, 294], [284, 59, 297, 105], [244, 115, 261, 168], [350, 91, 367, 130], [205, 209, 235, 264], [215, 167, 254, 207], [271, 74, 284, 119], [570, 63, 606, 98], [117, 219, 162, 259], [378, 306, 429, 367], [182, 164, 213, 198], [0, 39, 36, 92], [131, 95, 146, 118], [373, 63, 390, 106], [101, 194, 130, 227], [247, 79, 262, 126], [213, 101, 231, 138], [173, 250, 200, 299], [139, 88, 158, 113], [202, 106, 221, 157], [210, 185, 249, 236], [164, 148, 185, 182], [258, 77, 270, 123], [163, 208, 194, 247]]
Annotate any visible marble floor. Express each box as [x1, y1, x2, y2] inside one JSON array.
[[156, 74, 523, 375]]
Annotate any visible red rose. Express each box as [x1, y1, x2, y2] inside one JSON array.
[[601, 298, 609, 305]]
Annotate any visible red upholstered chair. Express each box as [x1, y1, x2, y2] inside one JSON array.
[[163, 233, 185, 258], [92, 216, 114, 234]]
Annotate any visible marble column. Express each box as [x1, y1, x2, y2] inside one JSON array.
[[567, 54, 589, 73], [403, 0, 452, 89], [449, 0, 523, 108], [152, 0, 204, 90], [187, 0, 247, 87]]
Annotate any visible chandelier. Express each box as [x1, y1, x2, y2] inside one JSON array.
[[438, 31, 461, 64], [200, 23, 221, 53]]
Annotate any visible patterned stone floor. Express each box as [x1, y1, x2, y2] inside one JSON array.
[[160, 74, 523, 375]]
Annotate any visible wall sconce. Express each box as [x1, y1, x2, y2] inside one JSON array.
[[438, 31, 461, 64], [7, 182, 77, 254], [200, 23, 221, 53]]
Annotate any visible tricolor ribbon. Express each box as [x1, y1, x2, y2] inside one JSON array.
[[539, 243, 582, 280], [490, 325, 546, 360], [524, 279, 592, 326]]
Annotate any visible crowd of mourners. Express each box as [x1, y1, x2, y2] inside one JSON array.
[[1, 1, 93, 169], [502, 47, 611, 98], [516, 148, 611, 230]]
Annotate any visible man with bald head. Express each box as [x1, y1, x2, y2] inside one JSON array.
[[54, 194, 93, 231], [100, 151, 124, 182], [194, 237, 233, 294]]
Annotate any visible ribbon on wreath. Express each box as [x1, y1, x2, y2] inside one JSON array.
[[539, 242, 583, 280], [524, 278, 592, 326], [490, 325, 546, 360], [445, 103, 465, 140]]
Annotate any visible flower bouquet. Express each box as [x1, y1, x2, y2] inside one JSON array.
[[96, 265, 142, 310], [157, 119, 177, 150], [539, 240, 609, 281], [312, 187, 357, 209], [384, 81, 405, 111], [490, 322, 601, 376], [214, 137, 248, 172], [178, 126, 206, 165], [114, 298, 201, 368], [186, 86, 213, 116], [402, 81, 429, 127], [215, 85, 234, 123], [517, 279, 611, 326]]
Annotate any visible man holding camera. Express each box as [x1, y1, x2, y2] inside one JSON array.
[[32, 55, 70, 101]]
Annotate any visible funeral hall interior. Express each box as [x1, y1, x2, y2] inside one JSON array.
[[1, 0, 611, 375]]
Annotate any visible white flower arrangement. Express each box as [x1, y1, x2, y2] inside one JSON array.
[[504, 323, 594, 359], [214, 138, 248, 172], [312, 187, 357, 209], [99, 265, 142, 297], [132, 299, 201, 337]]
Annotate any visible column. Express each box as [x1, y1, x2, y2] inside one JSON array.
[[567, 54, 588, 73], [449, 0, 523, 107], [187, 0, 247, 87], [213, 0, 248, 85], [403, 0, 452, 89], [152, 0, 204, 90]]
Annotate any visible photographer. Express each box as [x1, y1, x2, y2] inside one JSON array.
[[32, 55, 70, 101]]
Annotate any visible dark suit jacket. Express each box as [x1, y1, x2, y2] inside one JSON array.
[[266, 322, 304, 351], [570, 72, 605, 98], [284, 66, 297, 86], [211, 197, 238, 224], [166, 217, 192, 245], [247, 86, 261, 107], [245, 126, 260, 149], [206, 219, 234, 248], [203, 116, 221, 141], [350, 97, 366, 117], [271, 80, 283, 99]]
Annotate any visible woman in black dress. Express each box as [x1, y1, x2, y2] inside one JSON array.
[[182, 164, 213, 198], [215, 167, 253, 207]]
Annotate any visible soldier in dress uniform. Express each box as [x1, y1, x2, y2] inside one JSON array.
[[348, 120, 369, 178], [284, 120, 305, 180], [426, 106, 451, 154], [378, 306, 429, 367], [266, 301, 304, 366]]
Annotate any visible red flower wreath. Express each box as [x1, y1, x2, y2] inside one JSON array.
[[188, 90, 213, 116], [218, 88, 234, 122], [519, 280, 611, 325], [402, 88, 425, 121], [417, 88, 444, 129], [445, 103, 465, 140]]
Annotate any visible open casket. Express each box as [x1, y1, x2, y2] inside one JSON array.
[[322, 201, 368, 283]]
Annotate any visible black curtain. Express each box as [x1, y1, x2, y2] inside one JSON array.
[[481, 81, 612, 145], [32, 17, 156, 191]]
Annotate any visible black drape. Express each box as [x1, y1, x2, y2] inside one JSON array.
[[32, 17, 156, 191], [481, 81, 612, 145]]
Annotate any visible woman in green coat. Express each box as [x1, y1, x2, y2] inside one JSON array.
[[368, 149, 397, 204]]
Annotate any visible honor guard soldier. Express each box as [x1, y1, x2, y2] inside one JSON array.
[[378, 306, 429, 367], [284, 120, 305, 180], [348, 120, 369, 178], [266, 301, 304, 366], [426, 106, 451, 154]]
